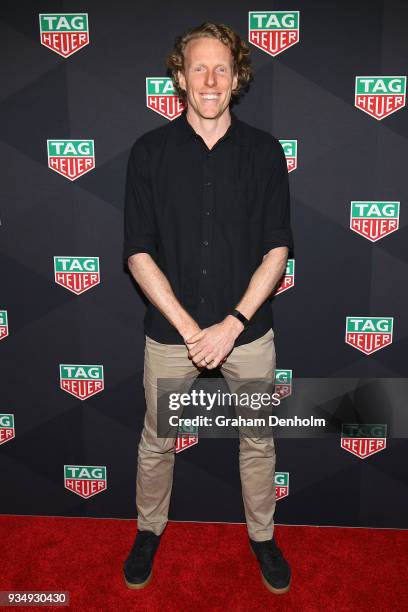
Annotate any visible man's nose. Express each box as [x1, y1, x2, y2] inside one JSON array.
[[204, 70, 217, 87]]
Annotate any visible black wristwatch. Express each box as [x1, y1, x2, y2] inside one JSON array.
[[231, 308, 250, 328]]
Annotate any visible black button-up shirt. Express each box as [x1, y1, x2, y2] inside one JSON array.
[[123, 108, 294, 346]]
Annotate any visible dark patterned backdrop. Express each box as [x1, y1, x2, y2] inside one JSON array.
[[1, 0, 407, 528]]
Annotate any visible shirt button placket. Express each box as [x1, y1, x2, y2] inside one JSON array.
[[200, 150, 213, 312]]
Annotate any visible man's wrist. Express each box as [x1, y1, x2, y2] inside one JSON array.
[[230, 308, 250, 329], [224, 314, 245, 337], [179, 318, 201, 342]]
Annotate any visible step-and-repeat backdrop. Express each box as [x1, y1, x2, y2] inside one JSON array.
[[1, 1, 407, 529]]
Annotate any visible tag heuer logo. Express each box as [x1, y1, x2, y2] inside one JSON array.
[[279, 140, 297, 173], [345, 317, 393, 355], [0, 310, 9, 341], [54, 257, 100, 295], [175, 422, 198, 453], [39, 14, 89, 58], [47, 140, 95, 181], [146, 78, 185, 120], [0, 414, 15, 446], [355, 76, 406, 120], [60, 365, 104, 400], [341, 424, 387, 459], [350, 202, 399, 242], [274, 369, 293, 399], [249, 11, 300, 57], [64, 465, 107, 499], [274, 259, 295, 295], [275, 471, 289, 500]]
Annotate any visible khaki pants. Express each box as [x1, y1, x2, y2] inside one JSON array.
[[136, 328, 277, 542]]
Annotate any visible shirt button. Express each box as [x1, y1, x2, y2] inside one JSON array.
[[205, 210, 210, 215], [202, 268, 207, 275], [200, 297, 205, 303], [205, 181, 212, 186], [203, 240, 209, 246]]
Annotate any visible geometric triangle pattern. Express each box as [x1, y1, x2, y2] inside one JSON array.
[[1, 4, 407, 528]]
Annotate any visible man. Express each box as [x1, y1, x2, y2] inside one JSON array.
[[122, 22, 293, 594]]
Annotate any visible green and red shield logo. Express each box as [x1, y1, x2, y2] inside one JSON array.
[[341, 424, 387, 459], [64, 465, 107, 499], [146, 78, 185, 120], [355, 76, 406, 120], [0, 310, 9, 341], [47, 140, 95, 181], [279, 140, 297, 173], [39, 14, 89, 58], [175, 422, 198, 454], [249, 11, 300, 57], [275, 471, 289, 500], [0, 414, 15, 446], [345, 317, 393, 355], [54, 257, 100, 295], [60, 365, 104, 400], [274, 369, 293, 399], [274, 259, 295, 295], [350, 201, 399, 242]]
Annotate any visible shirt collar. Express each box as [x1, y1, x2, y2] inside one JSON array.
[[173, 106, 249, 147]]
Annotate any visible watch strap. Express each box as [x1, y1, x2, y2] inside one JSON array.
[[231, 308, 250, 328]]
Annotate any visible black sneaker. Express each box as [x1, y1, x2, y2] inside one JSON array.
[[249, 536, 291, 594], [123, 529, 162, 589]]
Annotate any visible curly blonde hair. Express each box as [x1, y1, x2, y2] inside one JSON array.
[[166, 22, 252, 102]]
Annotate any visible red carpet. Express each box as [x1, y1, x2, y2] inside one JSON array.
[[0, 516, 407, 611]]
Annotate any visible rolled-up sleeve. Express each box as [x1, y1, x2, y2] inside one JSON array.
[[262, 139, 294, 255], [123, 139, 158, 267]]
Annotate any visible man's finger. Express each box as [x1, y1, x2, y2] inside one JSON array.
[[206, 358, 221, 369], [192, 349, 208, 365], [205, 352, 222, 369], [186, 330, 205, 344], [189, 344, 207, 359]]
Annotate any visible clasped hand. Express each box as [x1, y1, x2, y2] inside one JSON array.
[[185, 320, 241, 369]]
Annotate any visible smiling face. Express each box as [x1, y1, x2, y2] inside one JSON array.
[[177, 36, 238, 120]]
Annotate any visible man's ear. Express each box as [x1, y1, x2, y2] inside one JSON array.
[[177, 70, 186, 91], [232, 72, 238, 92]]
